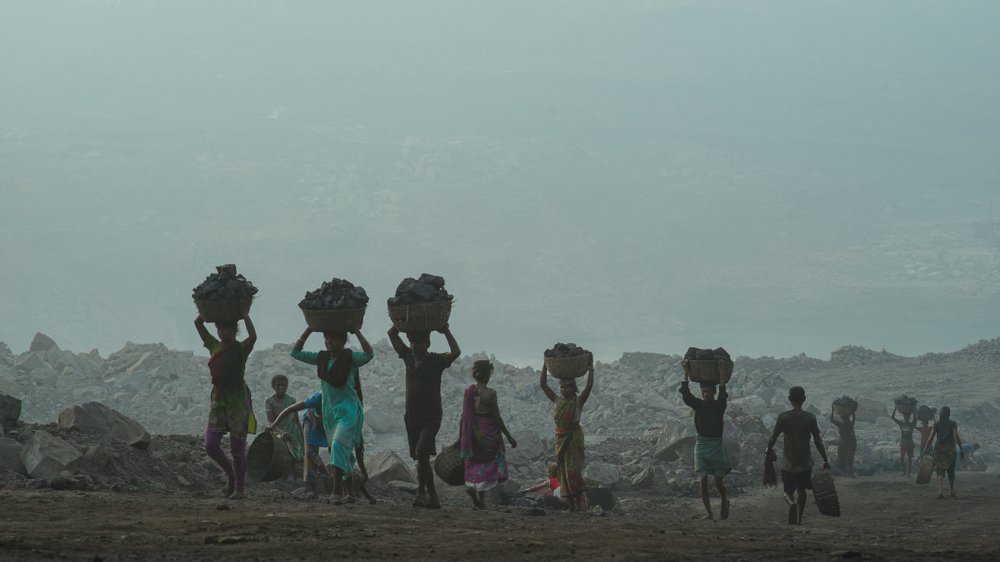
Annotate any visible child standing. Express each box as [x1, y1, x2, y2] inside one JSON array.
[[264, 374, 304, 464]]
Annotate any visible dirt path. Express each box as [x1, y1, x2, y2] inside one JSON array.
[[1, 473, 998, 561]]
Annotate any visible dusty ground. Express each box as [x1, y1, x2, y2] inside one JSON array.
[[1, 473, 998, 561]]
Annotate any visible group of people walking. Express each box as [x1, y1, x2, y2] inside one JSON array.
[[193, 311, 979, 519], [193, 312, 595, 510]]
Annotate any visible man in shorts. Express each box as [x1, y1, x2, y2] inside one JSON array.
[[766, 386, 830, 525], [891, 406, 918, 476], [679, 371, 732, 520], [388, 323, 460, 509]]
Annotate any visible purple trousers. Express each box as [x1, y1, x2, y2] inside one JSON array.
[[205, 422, 247, 493]]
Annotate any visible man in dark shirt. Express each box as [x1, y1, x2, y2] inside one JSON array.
[[680, 372, 732, 520], [388, 323, 460, 509], [766, 386, 830, 525]]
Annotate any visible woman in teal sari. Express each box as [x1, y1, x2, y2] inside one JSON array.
[[290, 325, 373, 504]]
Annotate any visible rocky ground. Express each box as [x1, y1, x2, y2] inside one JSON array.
[[1, 473, 999, 561]]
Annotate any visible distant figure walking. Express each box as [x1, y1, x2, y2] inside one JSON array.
[[922, 406, 964, 499], [194, 311, 258, 500], [891, 406, 918, 477], [766, 386, 830, 525], [539, 358, 595, 512], [830, 409, 856, 478]]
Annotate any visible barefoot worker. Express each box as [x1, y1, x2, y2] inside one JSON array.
[[679, 372, 732, 520], [830, 408, 856, 478], [766, 386, 830, 525], [290, 326, 374, 504], [271, 391, 330, 498], [891, 406, 918, 477], [264, 374, 304, 465], [922, 406, 964, 499], [388, 323, 461, 509], [459, 359, 517, 509], [194, 311, 258, 499], [539, 359, 595, 512]]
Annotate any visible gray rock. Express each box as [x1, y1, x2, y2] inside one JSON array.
[[363, 407, 393, 433], [583, 461, 620, 488], [0, 392, 21, 431], [83, 445, 112, 469], [630, 466, 655, 489], [855, 397, 888, 423], [0, 437, 26, 474], [510, 429, 544, 460], [386, 480, 418, 495], [20, 430, 82, 481], [129, 431, 153, 451], [13, 353, 46, 376], [653, 417, 697, 461], [367, 448, 416, 485], [57, 402, 149, 444], [29, 333, 59, 353]]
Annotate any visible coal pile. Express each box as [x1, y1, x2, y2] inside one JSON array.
[[833, 396, 858, 409], [298, 278, 369, 311], [544, 343, 589, 358], [386, 274, 453, 306], [684, 347, 731, 360], [191, 265, 258, 302]]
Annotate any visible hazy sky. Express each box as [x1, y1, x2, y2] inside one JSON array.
[[2, 1, 998, 366]]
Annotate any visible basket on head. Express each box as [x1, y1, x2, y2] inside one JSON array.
[[302, 307, 366, 333], [683, 359, 734, 386], [832, 403, 857, 417], [196, 298, 252, 323], [916, 407, 937, 422], [247, 429, 293, 482], [388, 301, 452, 333], [811, 469, 840, 517], [433, 442, 465, 486], [544, 353, 592, 380], [894, 398, 918, 415]]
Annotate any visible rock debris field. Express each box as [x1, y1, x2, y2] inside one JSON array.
[[1, 332, 999, 561]]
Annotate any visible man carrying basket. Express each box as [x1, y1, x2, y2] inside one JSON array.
[[679, 369, 732, 520]]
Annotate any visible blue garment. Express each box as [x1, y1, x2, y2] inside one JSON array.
[[290, 350, 374, 477], [301, 391, 328, 448], [962, 444, 975, 455]]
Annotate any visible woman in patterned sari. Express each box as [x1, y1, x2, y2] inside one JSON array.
[[195, 311, 258, 499], [539, 357, 595, 512], [922, 406, 965, 499], [460, 360, 517, 509]]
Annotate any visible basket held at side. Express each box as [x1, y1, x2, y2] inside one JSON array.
[[433, 442, 465, 487]]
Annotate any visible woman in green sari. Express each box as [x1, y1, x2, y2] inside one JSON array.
[[539, 358, 595, 512]]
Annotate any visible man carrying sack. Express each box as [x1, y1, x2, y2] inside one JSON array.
[[679, 369, 732, 520]]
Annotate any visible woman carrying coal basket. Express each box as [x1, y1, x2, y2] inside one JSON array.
[[459, 359, 517, 509], [290, 325, 374, 504], [194, 310, 258, 499], [539, 358, 595, 512]]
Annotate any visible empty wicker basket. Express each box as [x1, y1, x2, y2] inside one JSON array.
[[247, 429, 293, 482], [811, 469, 841, 517], [388, 302, 452, 333], [302, 307, 366, 333], [433, 442, 465, 487]]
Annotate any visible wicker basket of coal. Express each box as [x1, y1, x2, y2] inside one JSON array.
[[894, 395, 919, 415], [192, 264, 258, 322], [681, 347, 734, 385], [387, 274, 454, 332], [543, 343, 592, 379], [832, 396, 858, 417], [916, 405, 937, 422], [298, 277, 369, 332]]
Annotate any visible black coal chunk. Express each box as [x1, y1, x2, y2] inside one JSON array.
[[544, 343, 589, 358], [299, 278, 370, 311], [684, 347, 731, 361], [387, 274, 453, 306], [192, 264, 259, 302]]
